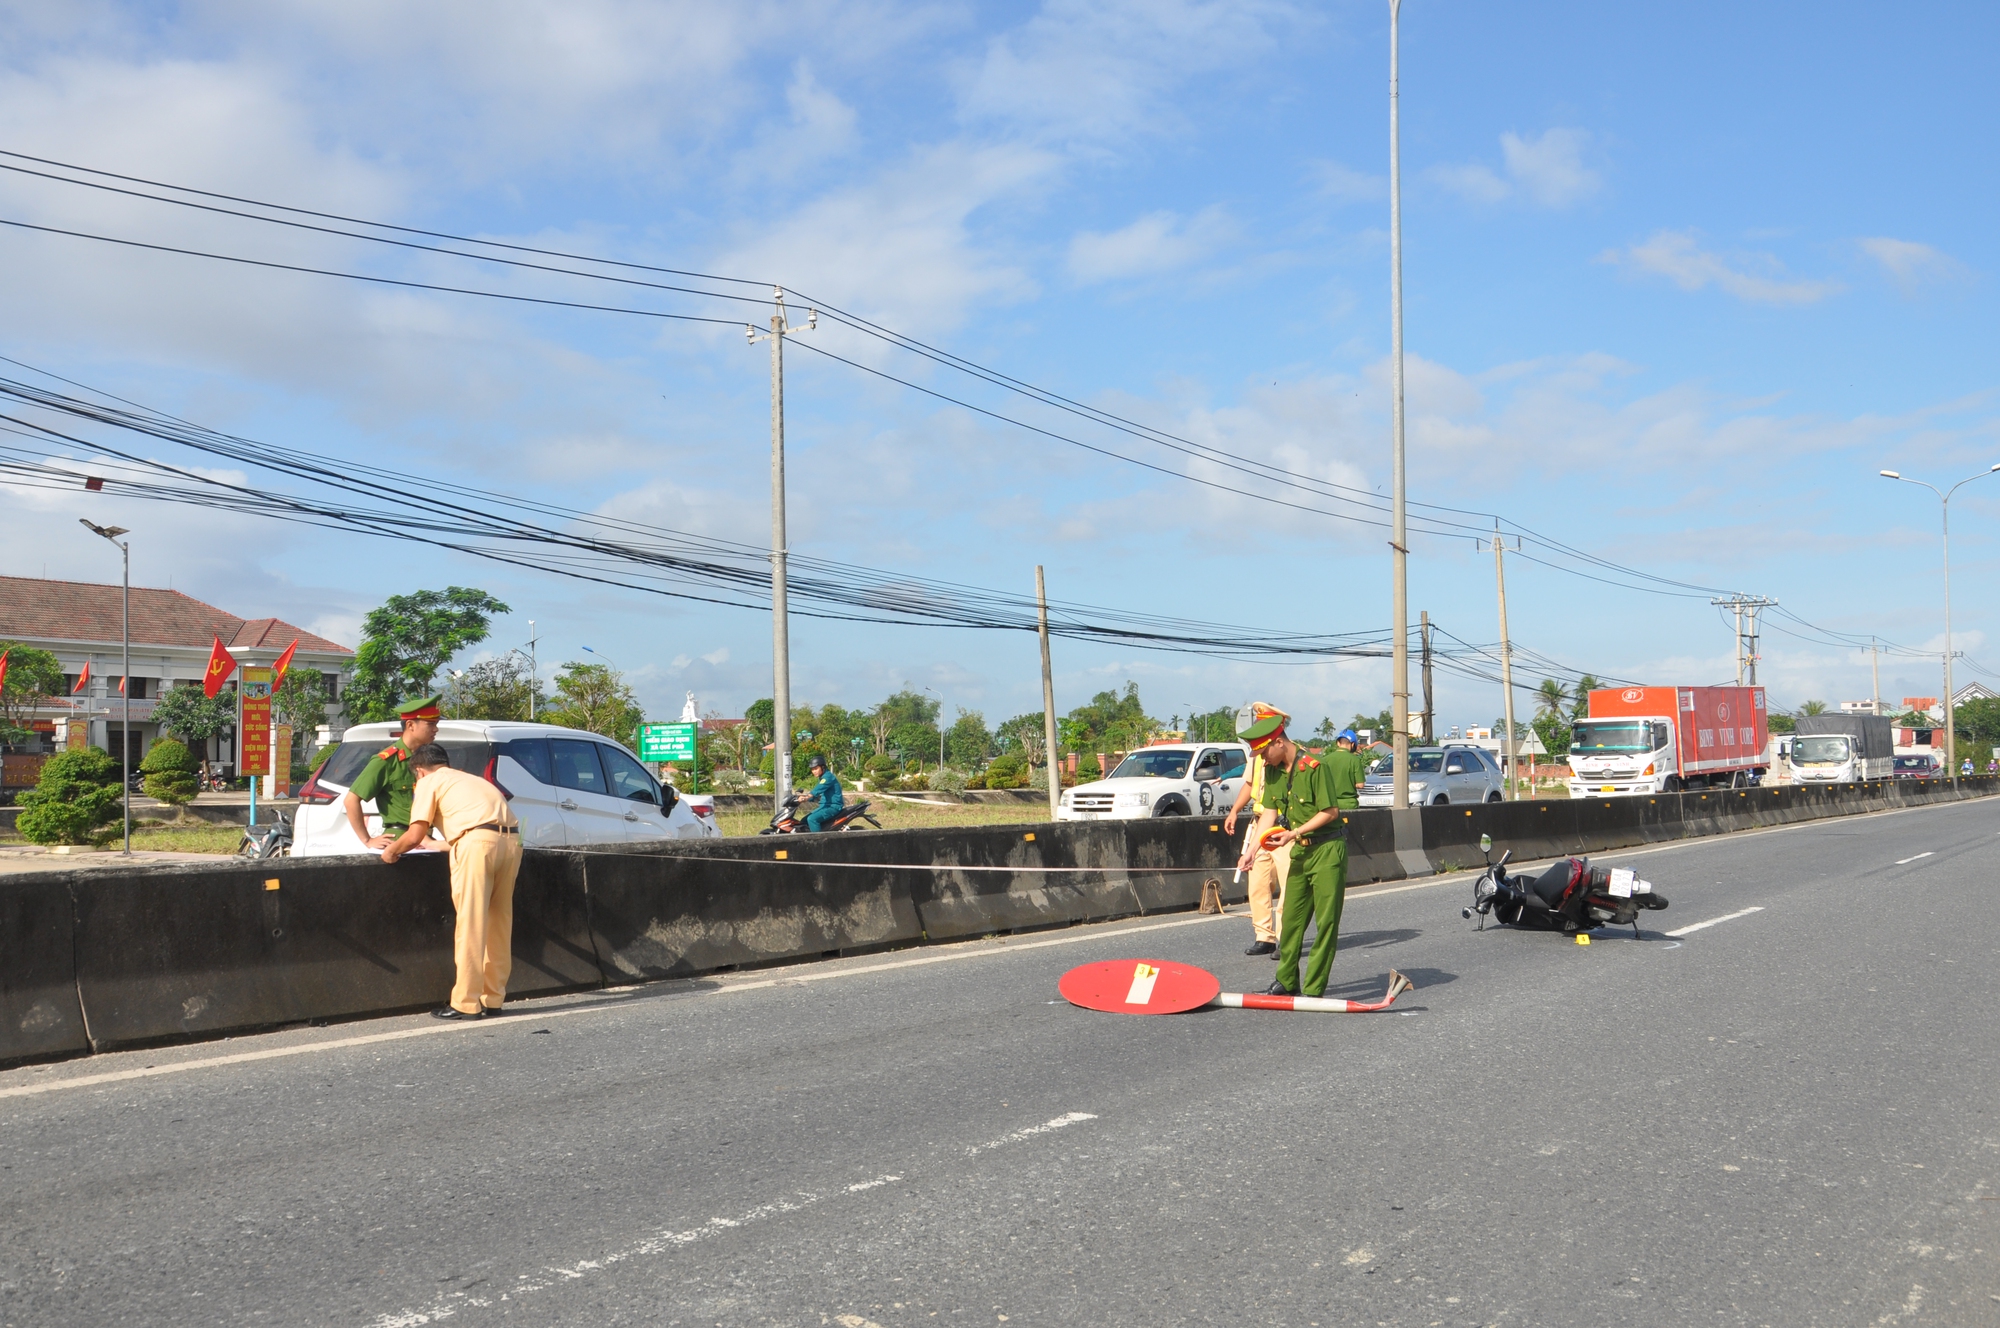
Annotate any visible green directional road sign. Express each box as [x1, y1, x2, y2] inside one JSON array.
[[639, 721, 698, 763]]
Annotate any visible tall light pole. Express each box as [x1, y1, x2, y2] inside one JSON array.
[[1881, 463, 2000, 789], [1387, 0, 1412, 809], [79, 519, 131, 855], [748, 289, 816, 809]]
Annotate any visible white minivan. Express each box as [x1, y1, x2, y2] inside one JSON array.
[[292, 720, 719, 855]]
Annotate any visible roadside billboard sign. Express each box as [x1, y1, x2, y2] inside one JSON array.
[[240, 667, 272, 776], [639, 721, 698, 764]]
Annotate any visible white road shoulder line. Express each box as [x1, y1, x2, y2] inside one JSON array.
[[1665, 906, 1764, 937], [1893, 851, 1934, 866], [969, 1110, 1097, 1155]]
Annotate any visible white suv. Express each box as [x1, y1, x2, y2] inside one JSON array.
[[292, 720, 719, 855], [1358, 744, 1504, 807], [1056, 742, 1249, 821]]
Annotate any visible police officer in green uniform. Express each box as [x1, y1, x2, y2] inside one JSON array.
[[1241, 708, 1362, 997], [342, 695, 442, 851]]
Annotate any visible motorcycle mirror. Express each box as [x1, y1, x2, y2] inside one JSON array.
[[1479, 833, 1492, 853]]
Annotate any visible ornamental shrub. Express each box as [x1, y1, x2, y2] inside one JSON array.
[[138, 738, 198, 806], [17, 746, 123, 845], [926, 766, 968, 795]]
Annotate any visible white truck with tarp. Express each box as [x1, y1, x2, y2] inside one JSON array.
[[1787, 713, 1895, 784]]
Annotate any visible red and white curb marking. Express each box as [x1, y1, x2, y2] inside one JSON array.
[[1207, 969, 1415, 1013]]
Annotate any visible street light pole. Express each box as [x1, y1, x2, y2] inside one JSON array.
[[80, 519, 131, 854], [1387, 0, 1412, 810], [1881, 463, 2000, 790]]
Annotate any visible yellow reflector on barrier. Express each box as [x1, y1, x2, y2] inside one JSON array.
[[264, 878, 280, 891], [774, 850, 787, 860], [1024, 832, 1036, 841]]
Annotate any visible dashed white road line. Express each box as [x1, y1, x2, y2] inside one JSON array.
[[367, 1172, 903, 1327], [969, 1110, 1097, 1155], [1893, 851, 1934, 866], [1665, 906, 1765, 938]]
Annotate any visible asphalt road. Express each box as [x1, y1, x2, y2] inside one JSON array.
[[4, 797, 1998, 1327]]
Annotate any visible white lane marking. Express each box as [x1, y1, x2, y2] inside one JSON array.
[[1665, 906, 1765, 937], [0, 914, 1231, 1102], [969, 1110, 1097, 1155], [367, 1173, 902, 1326], [1893, 851, 1934, 866]]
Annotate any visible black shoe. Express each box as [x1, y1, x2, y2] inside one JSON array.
[[431, 1007, 482, 1020], [1244, 940, 1277, 956], [1262, 980, 1299, 996], [482, 1004, 505, 1015]]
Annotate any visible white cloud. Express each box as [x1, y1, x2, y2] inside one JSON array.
[[1430, 128, 1599, 208], [1067, 206, 1234, 284], [1603, 231, 1842, 306], [1857, 237, 1969, 294], [1309, 159, 1386, 204], [954, 0, 1296, 146]]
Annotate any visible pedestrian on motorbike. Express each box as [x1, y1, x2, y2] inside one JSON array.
[[801, 753, 844, 832], [1240, 708, 1361, 999]]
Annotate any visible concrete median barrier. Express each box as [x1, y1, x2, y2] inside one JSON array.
[[0, 876, 90, 1066]]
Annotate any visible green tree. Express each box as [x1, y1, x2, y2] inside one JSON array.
[[545, 661, 643, 742], [1951, 696, 2000, 751], [1346, 708, 1395, 738], [152, 682, 237, 780], [17, 746, 122, 844], [1062, 683, 1154, 754], [1531, 712, 1573, 764], [0, 640, 64, 739], [445, 656, 542, 722], [345, 587, 510, 723], [1797, 699, 1829, 716], [1535, 678, 1572, 719], [1569, 674, 1603, 719], [1766, 712, 1798, 736], [946, 709, 992, 767], [138, 737, 198, 806], [274, 670, 328, 744]]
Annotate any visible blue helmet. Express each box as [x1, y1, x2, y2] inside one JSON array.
[[1337, 728, 1360, 744]]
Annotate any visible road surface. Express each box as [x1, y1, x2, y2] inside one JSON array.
[[3, 796, 1997, 1326]]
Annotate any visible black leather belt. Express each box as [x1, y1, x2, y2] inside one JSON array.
[[467, 823, 518, 834]]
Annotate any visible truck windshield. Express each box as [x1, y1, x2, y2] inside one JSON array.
[[1793, 736, 1852, 764], [1570, 721, 1653, 754], [1109, 750, 1190, 779]]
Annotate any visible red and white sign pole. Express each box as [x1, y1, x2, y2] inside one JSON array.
[[1208, 970, 1414, 1014]]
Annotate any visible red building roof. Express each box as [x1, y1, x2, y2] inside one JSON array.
[[0, 575, 352, 656]]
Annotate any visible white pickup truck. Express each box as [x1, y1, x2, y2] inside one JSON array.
[[1056, 742, 1250, 821]]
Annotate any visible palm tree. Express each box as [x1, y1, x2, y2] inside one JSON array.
[[1535, 678, 1572, 719], [1570, 674, 1603, 719], [1799, 700, 1829, 716]]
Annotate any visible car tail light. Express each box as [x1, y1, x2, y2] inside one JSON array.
[[296, 770, 338, 805], [482, 755, 513, 800]]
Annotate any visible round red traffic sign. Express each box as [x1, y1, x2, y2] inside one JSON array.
[[1058, 959, 1221, 1015]]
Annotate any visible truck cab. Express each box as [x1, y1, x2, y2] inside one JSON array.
[[1567, 716, 1679, 795]]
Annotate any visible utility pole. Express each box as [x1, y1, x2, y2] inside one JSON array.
[[1036, 565, 1061, 822], [1711, 596, 1777, 688], [1868, 637, 1882, 715], [1419, 611, 1434, 745], [527, 620, 538, 720], [1387, 0, 1411, 810], [81, 519, 131, 853], [747, 289, 815, 809], [1487, 524, 1519, 800]]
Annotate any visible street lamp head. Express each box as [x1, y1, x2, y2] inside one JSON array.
[[1879, 470, 1900, 479], [79, 519, 129, 540], [1990, 463, 2000, 472]]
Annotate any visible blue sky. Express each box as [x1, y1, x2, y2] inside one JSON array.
[[2, 1, 1995, 732]]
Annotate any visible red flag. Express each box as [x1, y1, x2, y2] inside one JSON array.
[[72, 661, 91, 693], [203, 637, 239, 698], [118, 676, 127, 694], [271, 639, 300, 686], [0, 648, 9, 695]]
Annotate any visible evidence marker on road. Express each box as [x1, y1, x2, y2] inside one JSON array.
[[1059, 960, 1415, 1015]]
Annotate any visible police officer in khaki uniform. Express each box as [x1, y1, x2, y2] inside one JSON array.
[[1225, 701, 1291, 957], [343, 695, 441, 850], [380, 741, 522, 1019], [1241, 708, 1362, 998]]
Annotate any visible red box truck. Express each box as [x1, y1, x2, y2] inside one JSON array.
[[1566, 686, 1769, 797]]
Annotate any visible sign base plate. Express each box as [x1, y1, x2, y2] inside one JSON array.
[[1058, 959, 1220, 1015]]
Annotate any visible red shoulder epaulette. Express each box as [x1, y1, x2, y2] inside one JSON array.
[[1298, 755, 1319, 769], [378, 746, 408, 761]]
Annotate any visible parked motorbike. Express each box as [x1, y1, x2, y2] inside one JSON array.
[[1462, 833, 1668, 935], [758, 792, 883, 835], [237, 808, 293, 859]]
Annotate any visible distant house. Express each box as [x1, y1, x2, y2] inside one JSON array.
[[0, 574, 353, 772]]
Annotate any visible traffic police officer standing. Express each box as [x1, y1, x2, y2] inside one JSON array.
[[1224, 701, 1291, 957], [343, 695, 442, 850], [1239, 707, 1362, 998]]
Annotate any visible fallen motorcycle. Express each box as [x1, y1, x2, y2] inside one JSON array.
[[1462, 833, 1668, 935], [758, 791, 883, 834]]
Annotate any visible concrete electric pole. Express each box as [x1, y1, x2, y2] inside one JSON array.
[[1387, 0, 1412, 810], [1712, 596, 1776, 688], [1486, 525, 1519, 800], [747, 289, 815, 810], [1036, 565, 1062, 822]]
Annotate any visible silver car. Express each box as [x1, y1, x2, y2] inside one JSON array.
[[1358, 744, 1504, 807], [292, 719, 719, 855]]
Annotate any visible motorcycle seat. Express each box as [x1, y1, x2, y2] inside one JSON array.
[[1525, 859, 1581, 907]]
